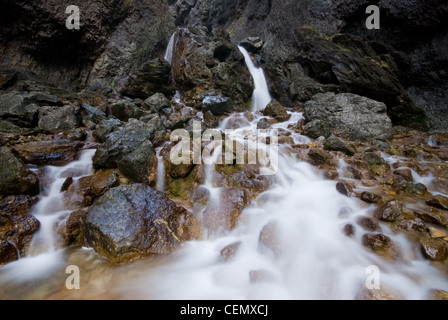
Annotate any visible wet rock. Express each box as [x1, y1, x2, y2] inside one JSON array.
[[239, 37, 264, 54], [429, 290, 448, 300], [202, 95, 234, 116], [0, 147, 39, 197], [0, 91, 39, 126], [93, 119, 163, 169], [307, 148, 332, 167], [336, 182, 355, 197], [415, 208, 447, 227], [396, 181, 428, 196], [11, 138, 83, 166], [357, 217, 380, 232], [118, 140, 157, 183], [143, 93, 171, 113], [92, 118, 123, 143], [0, 240, 18, 266], [64, 209, 88, 246], [108, 100, 146, 122], [81, 184, 199, 263], [89, 170, 120, 197], [393, 168, 413, 182], [397, 218, 428, 234], [374, 201, 403, 222], [61, 177, 74, 192], [356, 286, 402, 300], [420, 238, 448, 261], [220, 242, 242, 262], [359, 191, 381, 204], [0, 195, 40, 255], [343, 224, 356, 237], [304, 93, 392, 141], [81, 102, 106, 118], [362, 233, 398, 260], [258, 221, 281, 257], [427, 195, 448, 211], [261, 100, 290, 122], [323, 134, 355, 156], [38, 105, 81, 132], [203, 188, 250, 232], [429, 227, 446, 239], [257, 118, 271, 130]]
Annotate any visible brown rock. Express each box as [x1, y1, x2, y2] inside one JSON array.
[[262, 100, 290, 122], [420, 238, 448, 261], [429, 290, 448, 300], [374, 201, 403, 222], [359, 191, 381, 204], [259, 221, 281, 257], [12, 138, 84, 166], [336, 182, 355, 197], [0, 239, 19, 266], [356, 286, 402, 300], [415, 208, 447, 227], [64, 209, 88, 246], [362, 233, 399, 260], [308, 148, 332, 167], [397, 218, 428, 234], [220, 242, 242, 262], [427, 195, 448, 211], [343, 224, 356, 237], [357, 217, 380, 232], [393, 168, 413, 182]]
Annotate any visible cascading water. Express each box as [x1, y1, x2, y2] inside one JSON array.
[[155, 146, 166, 192], [238, 46, 272, 111], [164, 33, 176, 65]]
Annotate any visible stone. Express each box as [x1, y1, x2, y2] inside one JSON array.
[[220, 242, 242, 262], [362, 233, 398, 260], [38, 105, 81, 131], [11, 138, 83, 166], [0, 148, 39, 197], [0, 240, 19, 266], [397, 218, 428, 234], [420, 238, 448, 261], [357, 217, 380, 232], [356, 286, 402, 300], [107, 100, 146, 122], [304, 93, 393, 141], [359, 191, 381, 204], [415, 208, 447, 227], [393, 168, 413, 182], [143, 93, 171, 113], [81, 102, 106, 117], [261, 100, 290, 122], [336, 182, 355, 197], [343, 224, 356, 237], [307, 148, 331, 167], [427, 195, 448, 211], [429, 290, 448, 300], [64, 209, 88, 246], [81, 184, 199, 263], [374, 201, 403, 222], [258, 221, 281, 257], [117, 140, 157, 183], [202, 95, 234, 116], [92, 118, 123, 143], [239, 37, 264, 54], [93, 119, 164, 169], [323, 134, 355, 156]]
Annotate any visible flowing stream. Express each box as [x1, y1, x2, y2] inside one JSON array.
[[0, 45, 447, 300]]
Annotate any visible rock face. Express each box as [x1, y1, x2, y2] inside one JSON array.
[[0, 147, 39, 197], [303, 93, 393, 141], [81, 184, 199, 263]]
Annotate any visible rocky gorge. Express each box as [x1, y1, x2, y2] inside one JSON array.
[[0, 0, 447, 300]]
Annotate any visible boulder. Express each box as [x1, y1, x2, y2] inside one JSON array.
[[107, 100, 146, 122], [420, 238, 448, 261], [143, 93, 171, 113], [38, 105, 81, 131], [92, 118, 123, 143], [374, 201, 403, 222], [81, 184, 199, 263], [261, 100, 290, 122], [117, 140, 157, 183], [303, 93, 393, 141], [93, 119, 165, 169], [0, 91, 40, 126], [11, 138, 83, 166], [202, 95, 234, 116], [323, 134, 355, 156], [0, 148, 39, 197]]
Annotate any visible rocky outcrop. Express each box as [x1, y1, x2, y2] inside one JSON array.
[[303, 93, 393, 141], [81, 184, 199, 263]]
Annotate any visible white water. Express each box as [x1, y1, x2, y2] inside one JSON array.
[[164, 33, 176, 65], [238, 46, 272, 111]]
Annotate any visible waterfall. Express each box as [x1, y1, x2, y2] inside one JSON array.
[[238, 46, 272, 111], [164, 33, 176, 65]]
